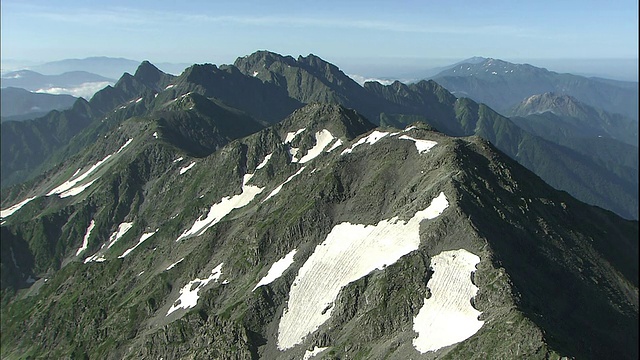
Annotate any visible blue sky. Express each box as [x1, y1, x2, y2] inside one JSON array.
[[1, 0, 638, 78]]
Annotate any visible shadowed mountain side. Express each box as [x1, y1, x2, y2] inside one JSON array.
[[1, 106, 636, 359]]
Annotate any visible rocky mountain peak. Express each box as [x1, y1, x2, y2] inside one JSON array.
[[133, 60, 165, 86], [513, 92, 589, 117], [234, 50, 296, 71], [278, 103, 375, 142]]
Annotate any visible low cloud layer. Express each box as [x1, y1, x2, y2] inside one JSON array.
[[35, 81, 113, 100]]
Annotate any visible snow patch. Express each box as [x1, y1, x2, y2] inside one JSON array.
[[176, 162, 266, 241], [303, 347, 329, 360], [179, 161, 196, 175], [167, 263, 223, 315], [1, 196, 37, 218], [341, 131, 390, 155], [47, 139, 133, 197], [76, 220, 96, 256], [326, 138, 343, 152], [262, 167, 305, 202], [165, 84, 175, 90], [284, 128, 306, 144], [118, 230, 157, 258], [398, 135, 438, 153], [277, 192, 449, 349], [173, 157, 184, 163], [166, 258, 184, 271], [288, 147, 300, 162], [153, 132, 159, 139], [117, 138, 134, 153], [106, 222, 134, 249], [253, 249, 297, 291], [252, 71, 259, 77], [59, 178, 98, 198], [256, 153, 273, 170], [296, 129, 335, 163], [413, 249, 483, 353]]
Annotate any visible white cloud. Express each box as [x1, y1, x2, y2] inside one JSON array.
[[35, 81, 113, 99], [347, 74, 399, 86]]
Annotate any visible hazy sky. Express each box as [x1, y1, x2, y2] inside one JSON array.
[[1, 0, 638, 78]]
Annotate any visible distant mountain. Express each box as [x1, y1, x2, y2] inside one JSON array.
[[1, 103, 637, 359], [509, 92, 638, 146], [0, 87, 76, 122], [0, 62, 175, 188], [507, 93, 638, 196], [412, 56, 488, 79], [430, 58, 639, 120], [30, 56, 191, 79], [234, 51, 382, 119]]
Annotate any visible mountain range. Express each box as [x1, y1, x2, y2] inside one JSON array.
[[1, 87, 77, 122], [429, 58, 639, 121], [1, 101, 637, 358], [4, 52, 636, 219], [0, 51, 637, 358], [1, 69, 115, 100], [21, 56, 190, 79]]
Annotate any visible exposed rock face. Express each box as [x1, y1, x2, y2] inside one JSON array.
[[1, 102, 636, 359], [1, 52, 638, 360]]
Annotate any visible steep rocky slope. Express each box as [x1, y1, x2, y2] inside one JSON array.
[[1, 104, 636, 359]]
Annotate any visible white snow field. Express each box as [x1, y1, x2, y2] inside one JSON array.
[[83, 221, 134, 263], [0, 196, 37, 218], [295, 129, 336, 164], [413, 249, 483, 353], [106, 222, 134, 249], [303, 346, 329, 360], [262, 167, 306, 202], [59, 179, 98, 198], [398, 135, 438, 154], [256, 153, 273, 170], [118, 230, 157, 258], [176, 154, 272, 241], [167, 263, 224, 316], [326, 138, 343, 153], [75, 219, 96, 256], [47, 138, 133, 197], [341, 130, 390, 155], [252, 249, 298, 291], [179, 161, 196, 175], [277, 192, 449, 350], [284, 128, 306, 143]]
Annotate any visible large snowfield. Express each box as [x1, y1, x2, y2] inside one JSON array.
[[277, 192, 449, 350], [413, 249, 484, 353]]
